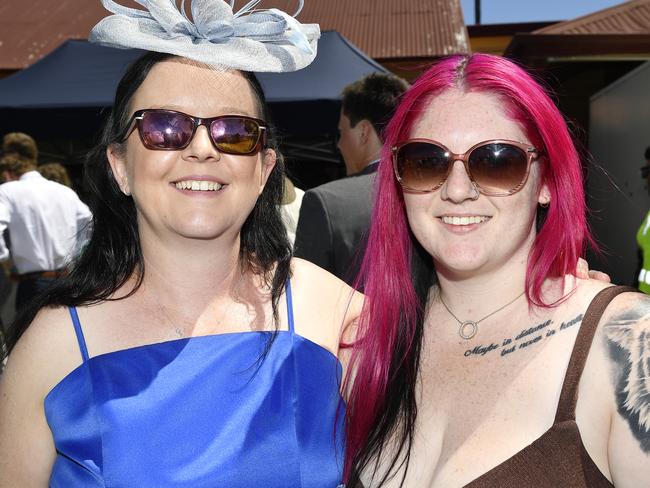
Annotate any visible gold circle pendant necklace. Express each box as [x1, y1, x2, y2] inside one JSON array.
[[440, 291, 526, 340]]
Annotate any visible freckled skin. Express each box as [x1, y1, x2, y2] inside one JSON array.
[[403, 89, 548, 281], [368, 89, 650, 488]]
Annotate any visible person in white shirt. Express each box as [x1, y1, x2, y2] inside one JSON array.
[[0, 154, 91, 310], [279, 176, 305, 247]]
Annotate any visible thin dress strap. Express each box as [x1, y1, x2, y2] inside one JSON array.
[[554, 285, 637, 423], [285, 279, 295, 334], [68, 306, 89, 363]]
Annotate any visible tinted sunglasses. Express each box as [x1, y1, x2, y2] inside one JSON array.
[[392, 139, 539, 196], [120, 109, 267, 155], [641, 166, 650, 179]]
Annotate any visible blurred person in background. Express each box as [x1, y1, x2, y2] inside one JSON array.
[[2, 132, 38, 162], [37, 162, 72, 187], [294, 73, 409, 286], [0, 153, 91, 310], [279, 176, 305, 246], [0, 132, 40, 345], [636, 146, 650, 293]]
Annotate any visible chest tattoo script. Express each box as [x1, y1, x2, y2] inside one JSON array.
[[462, 314, 584, 358], [605, 306, 650, 453]]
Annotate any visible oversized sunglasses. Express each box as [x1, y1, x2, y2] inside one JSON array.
[[392, 139, 539, 196], [641, 166, 650, 179], [120, 109, 267, 155]]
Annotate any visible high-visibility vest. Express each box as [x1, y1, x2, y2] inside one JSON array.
[[636, 211, 650, 293]]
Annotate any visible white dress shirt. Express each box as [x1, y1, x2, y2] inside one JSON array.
[[280, 186, 305, 246], [0, 171, 92, 274]]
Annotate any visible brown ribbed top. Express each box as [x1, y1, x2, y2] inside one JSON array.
[[464, 285, 636, 488]]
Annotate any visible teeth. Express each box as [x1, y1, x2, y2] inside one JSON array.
[[442, 215, 488, 225], [174, 180, 223, 191]]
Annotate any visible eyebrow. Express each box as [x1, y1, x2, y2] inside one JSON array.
[[148, 105, 256, 117]]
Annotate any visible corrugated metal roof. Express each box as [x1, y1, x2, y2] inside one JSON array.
[[0, 0, 114, 69], [535, 0, 650, 35], [0, 0, 469, 70], [290, 0, 469, 59]]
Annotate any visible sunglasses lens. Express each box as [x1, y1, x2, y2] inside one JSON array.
[[468, 143, 529, 193], [140, 111, 194, 149], [211, 117, 261, 155], [641, 166, 650, 178], [395, 142, 450, 191]]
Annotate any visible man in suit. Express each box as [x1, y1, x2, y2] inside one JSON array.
[[294, 73, 409, 286]]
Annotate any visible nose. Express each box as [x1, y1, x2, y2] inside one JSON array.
[[182, 125, 220, 162], [440, 160, 479, 202]]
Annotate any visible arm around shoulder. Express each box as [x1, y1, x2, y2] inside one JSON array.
[[602, 292, 650, 487], [0, 306, 81, 487]]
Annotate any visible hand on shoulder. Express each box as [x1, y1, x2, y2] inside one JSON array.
[[575, 257, 611, 283]]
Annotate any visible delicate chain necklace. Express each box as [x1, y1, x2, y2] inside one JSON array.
[[440, 291, 526, 340]]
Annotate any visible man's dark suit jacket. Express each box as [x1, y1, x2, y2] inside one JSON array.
[[294, 163, 378, 287]]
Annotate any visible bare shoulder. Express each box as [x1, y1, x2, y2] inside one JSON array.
[[3, 305, 84, 399], [599, 289, 650, 433], [290, 257, 364, 315], [554, 280, 650, 485], [568, 280, 642, 365], [0, 305, 83, 484], [600, 287, 650, 366], [556, 278, 626, 324], [590, 286, 650, 484], [289, 258, 364, 352]]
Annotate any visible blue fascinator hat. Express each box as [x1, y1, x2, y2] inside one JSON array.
[[90, 0, 321, 72]]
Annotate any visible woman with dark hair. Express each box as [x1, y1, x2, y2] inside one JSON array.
[[0, 3, 360, 486], [344, 54, 649, 487]]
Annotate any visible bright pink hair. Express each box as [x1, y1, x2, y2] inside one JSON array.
[[343, 53, 595, 483]]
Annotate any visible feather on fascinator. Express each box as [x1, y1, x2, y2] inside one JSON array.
[[90, 0, 320, 72]]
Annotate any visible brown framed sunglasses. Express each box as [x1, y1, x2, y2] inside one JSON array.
[[392, 139, 540, 196]]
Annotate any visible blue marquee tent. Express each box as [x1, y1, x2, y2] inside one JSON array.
[[0, 31, 386, 108], [0, 31, 387, 185]]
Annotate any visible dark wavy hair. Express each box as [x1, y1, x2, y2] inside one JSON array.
[[4, 51, 292, 354], [342, 73, 410, 139]]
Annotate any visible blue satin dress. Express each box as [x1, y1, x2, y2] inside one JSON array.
[[44, 281, 346, 487]]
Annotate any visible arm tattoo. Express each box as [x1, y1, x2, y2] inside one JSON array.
[[605, 305, 650, 453]]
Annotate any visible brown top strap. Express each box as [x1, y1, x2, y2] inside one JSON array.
[[554, 285, 637, 423]]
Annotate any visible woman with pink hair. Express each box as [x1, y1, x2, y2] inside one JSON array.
[[344, 54, 650, 487]]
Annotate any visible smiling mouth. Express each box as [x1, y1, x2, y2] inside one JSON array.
[[441, 215, 490, 226], [174, 180, 225, 192]]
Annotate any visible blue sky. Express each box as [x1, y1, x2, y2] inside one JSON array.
[[460, 0, 626, 25]]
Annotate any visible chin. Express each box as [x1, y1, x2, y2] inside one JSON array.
[[170, 218, 233, 241], [437, 259, 485, 276], [433, 248, 491, 276], [434, 243, 483, 264]]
